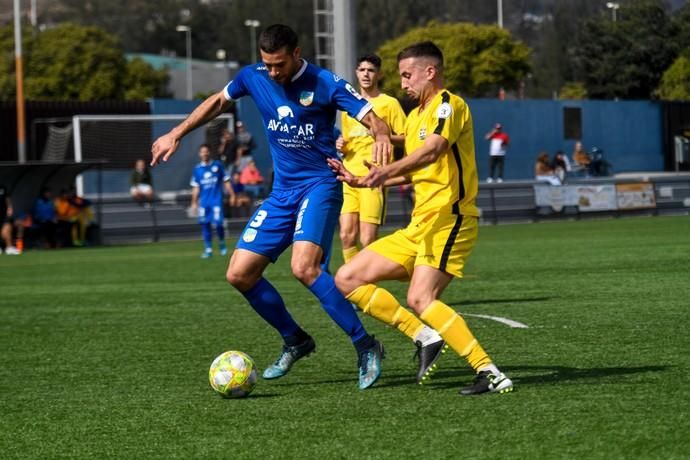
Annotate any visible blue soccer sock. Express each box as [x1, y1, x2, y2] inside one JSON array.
[[200, 222, 213, 250], [308, 271, 368, 344], [215, 222, 225, 242], [241, 278, 303, 340]]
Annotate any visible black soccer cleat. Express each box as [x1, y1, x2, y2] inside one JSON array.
[[414, 339, 448, 384], [459, 370, 514, 396]]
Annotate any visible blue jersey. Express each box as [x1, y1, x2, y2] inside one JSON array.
[[223, 60, 372, 190], [190, 160, 229, 207]]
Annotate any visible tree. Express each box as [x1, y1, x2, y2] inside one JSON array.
[[572, 0, 678, 99], [0, 23, 169, 101], [376, 21, 531, 99], [123, 57, 170, 100], [657, 51, 690, 101], [25, 23, 127, 100], [559, 82, 587, 100]]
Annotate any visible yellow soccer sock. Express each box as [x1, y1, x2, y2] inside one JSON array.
[[347, 284, 425, 340], [342, 246, 359, 263], [420, 300, 492, 372]]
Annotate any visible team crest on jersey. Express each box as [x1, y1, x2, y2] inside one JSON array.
[[436, 102, 452, 119], [418, 128, 427, 140], [299, 91, 314, 106], [211, 165, 218, 172], [243, 228, 257, 243], [345, 83, 363, 100]]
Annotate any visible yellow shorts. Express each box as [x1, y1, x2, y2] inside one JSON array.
[[341, 183, 387, 225], [367, 213, 478, 279]]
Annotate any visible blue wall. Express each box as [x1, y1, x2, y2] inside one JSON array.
[[84, 97, 667, 194], [467, 99, 664, 180]]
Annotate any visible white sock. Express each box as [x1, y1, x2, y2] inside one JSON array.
[[479, 363, 501, 376], [414, 326, 443, 346]]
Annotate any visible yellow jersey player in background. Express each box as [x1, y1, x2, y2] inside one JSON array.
[[337, 54, 447, 385], [336, 54, 406, 264], [329, 41, 514, 395]]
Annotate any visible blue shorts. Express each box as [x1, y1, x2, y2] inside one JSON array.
[[198, 204, 224, 225], [236, 179, 342, 267]]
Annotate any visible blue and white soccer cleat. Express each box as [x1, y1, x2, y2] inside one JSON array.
[[358, 339, 384, 390], [262, 336, 316, 380], [201, 248, 213, 259], [219, 242, 228, 256]]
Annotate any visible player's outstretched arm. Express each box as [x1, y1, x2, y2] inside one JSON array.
[[327, 158, 361, 186], [151, 91, 232, 166], [361, 134, 447, 188], [359, 111, 392, 166]]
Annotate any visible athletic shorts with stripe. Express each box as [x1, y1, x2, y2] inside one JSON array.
[[366, 212, 478, 279]]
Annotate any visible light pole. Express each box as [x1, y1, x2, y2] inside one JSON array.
[[497, 0, 503, 28], [13, 0, 26, 163], [244, 19, 261, 63], [606, 2, 620, 22], [176, 25, 192, 99]]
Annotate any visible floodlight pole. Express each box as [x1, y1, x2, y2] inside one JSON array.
[[244, 19, 261, 63], [606, 2, 620, 22], [14, 0, 26, 163], [497, 0, 504, 28], [176, 25, 193, 99]]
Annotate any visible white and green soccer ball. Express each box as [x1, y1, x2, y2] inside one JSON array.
[[209, 351, 258, 398]]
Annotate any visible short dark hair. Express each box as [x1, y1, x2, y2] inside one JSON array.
[[357, 54, 381, 70], [259, 24, 299, 54], [397, 41, 444, 69], [199, 143, 211, 151]]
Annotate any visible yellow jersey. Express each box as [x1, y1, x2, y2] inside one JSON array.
[[404, 89, 479, 218], [340, 93, 406, 176]]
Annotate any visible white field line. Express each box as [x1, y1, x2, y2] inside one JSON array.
[[463, 313, 529, 329]]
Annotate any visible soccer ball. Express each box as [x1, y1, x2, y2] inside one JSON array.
[[208, 351, 258, 398]]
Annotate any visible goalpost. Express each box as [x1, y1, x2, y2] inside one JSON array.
[[64, 113, 236, 195]]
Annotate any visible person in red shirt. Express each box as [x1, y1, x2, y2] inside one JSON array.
[[485, 123, 510, 183], [239, 159, 265, 199]]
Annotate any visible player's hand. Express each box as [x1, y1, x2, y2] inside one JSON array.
[[151, 132, 180, 166], [361, 160, 389, 187], [327, 158, 360, 186], [372, 136, 392, 167], [335, 135, 346, 151]]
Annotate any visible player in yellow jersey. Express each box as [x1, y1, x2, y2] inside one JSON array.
[[336, 54, 405, 263], [329, 41, 513, 395], [337, 54, 447, 385]]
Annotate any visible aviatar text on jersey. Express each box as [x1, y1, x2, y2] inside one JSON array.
[[266, 119, 315, 141]]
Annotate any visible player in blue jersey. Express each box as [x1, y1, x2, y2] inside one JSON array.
[[190, 144, 236, 259], [151, 24, 391, 390]]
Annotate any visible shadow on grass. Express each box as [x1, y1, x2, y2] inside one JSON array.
[[425, 364, 669, 390], [256, 365, 668, 392], [447, 296, 551, 307], [244, 393, 281, 399]]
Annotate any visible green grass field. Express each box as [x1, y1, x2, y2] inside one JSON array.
[[1, 215, 689, 459]]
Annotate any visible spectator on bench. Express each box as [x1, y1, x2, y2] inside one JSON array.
[[55, 187, 93, 247], [0, 183, 20, 255], [239, 159, 265, 200], [130, 159, 154, 205], [32, 187, 58, 248]]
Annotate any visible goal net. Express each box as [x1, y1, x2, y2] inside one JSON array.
[[40, 113, 235, 193]]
